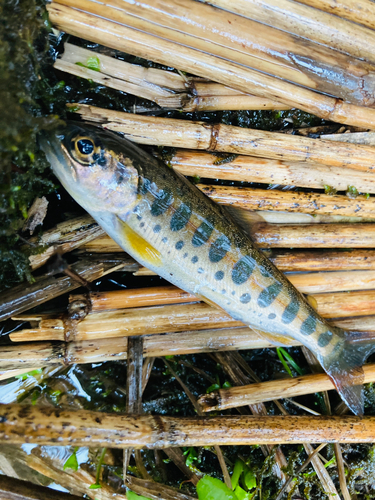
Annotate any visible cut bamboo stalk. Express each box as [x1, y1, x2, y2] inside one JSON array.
[[0, 327, 294, 371], [57, 43, 289, 111], [126, 476, 197, 500], [171, 150, 375, 194], [27, 214, 105, 270], [85, 222, 375, 251], [198, 364, 375, 412], [313, 290, 375, 319], [0, 255, 137, 322], [47, 3, 375, 128], [78, 286, 196, 311], [205, 0, 375, 62], [74, 269, 375, 313], [321, 131, 375, 145], [10, 290, 375, 343], [267, 249, 375, 272], [198, 184, 375, 218], [71, 104, 375, 172], [297, 0, 375, 31], [1, 404, 375, 446], [0, 475, 85, 500], [53, 0, 375, 106]]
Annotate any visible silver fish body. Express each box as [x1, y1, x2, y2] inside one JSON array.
[[41, 122, 375, 414]]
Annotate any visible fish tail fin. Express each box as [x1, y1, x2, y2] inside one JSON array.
[[320, 331, 375, 415]]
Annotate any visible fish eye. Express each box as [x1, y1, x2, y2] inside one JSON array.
[[69, 135, 104, 166], [77, 138, 94, 155]]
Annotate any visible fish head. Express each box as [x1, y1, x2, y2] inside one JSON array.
[[39, 122, 140, 219]]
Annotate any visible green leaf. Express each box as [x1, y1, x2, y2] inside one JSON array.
[[324, 185, 337, 196], [63, 450, 79, 471], [15, 368, 43, 380], [244, 470, 256, 490], [276, 348, 293, 377], [89, 483, 102, 489], [277, 348, 304, 376], [222, 381, 232, 389], [86, 56, 100, 71], [197, 476, 237, 500], [206, 383, 220, 394], [234, 485, 251, 500], [127, 490, 152, 500], [231, 459, 244, 489]]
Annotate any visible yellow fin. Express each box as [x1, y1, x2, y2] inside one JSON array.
[[251, 327, 296, 347], [117, 217, 162, 267]]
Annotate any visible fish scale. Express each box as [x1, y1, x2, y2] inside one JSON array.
[[41, 122, 375, 415]]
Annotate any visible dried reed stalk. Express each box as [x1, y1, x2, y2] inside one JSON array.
[[79, 286, 196, 311], [71, 104, 375, 172], [10, 290, 375, 343], [0, 475, 85, 500], [57, 43, 288, 111], [198, 363, 375, 411], [297, 0, 375, 31], [322, 131, 375, 145], [171, 150, 375, 194], [0, 327, 289, 372], [74, 268, 375, 314], [27, 214, 104, 271], [0, 255, 135, 322], [85, 222, 375, 251], [47, 3, 375, 127], [126, 476, 196, 500], [1, 404, 375, 446], [199, 184, 375, 218], [53, 0, 375, 106], [205, 0, 375, 62]]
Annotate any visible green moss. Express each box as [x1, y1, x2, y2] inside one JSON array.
[[0, 0, 62, 291]]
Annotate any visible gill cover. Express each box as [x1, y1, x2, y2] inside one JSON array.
[[40, 122, 141, 218]]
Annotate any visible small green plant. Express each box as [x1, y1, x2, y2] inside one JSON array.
[[63, 447, 79, 471]]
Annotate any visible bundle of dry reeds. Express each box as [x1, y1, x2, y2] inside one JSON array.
[[48, 0, 375, 127]]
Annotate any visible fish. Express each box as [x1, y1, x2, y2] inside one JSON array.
[[40, 122, 375, 415]]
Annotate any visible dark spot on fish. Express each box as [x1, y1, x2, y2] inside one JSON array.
[[268, 313, 276, 320], [214, 270, 224, 280], [191, 256, 198, 264], [240, 293, 251, 304], [282, 296, 300, 324], [153, 224, 161, 233], [318, 331, 333, 348], [301, 313, 317, 336], [257, 283, 283, 308], [139, 177, 151, 195], [170, 203, 192, 231], [221, 289, 226, 294], [175, 240, 184, 250], [192, 216, 215, 247], [183, 252, 188, 258], [162, 237, 168, 244], [231, 291, 236, 295], [151, 188, 173, 216], [209, 235, 231, 262], [198, 267, 204, 273], [232, 255, 255, 285], [140, 222, 145, 228]]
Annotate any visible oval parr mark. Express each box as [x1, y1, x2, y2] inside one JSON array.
[[153, 224, 161, 233], [170, 203, 192, 232], [268, 313, 276, 320], [214, 270, 224, 281], [318, 331, 333, 348], [301, 313, 317, 336], [151, 188, 173, 216], [282, 297, 300, 324], [209, 235, 231, 263], [240, 293, 251, 304], [175, 240, 184, 250], [257, 283, 283, 308], [232, 255, 255, 285], [192, 216, 215, 247]]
